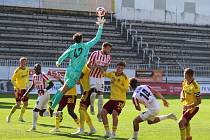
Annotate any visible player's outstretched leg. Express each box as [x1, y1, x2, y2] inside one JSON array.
[[97, 94, 103, 122], [158, 113, 177, 121], [49, 90, 63, 116], [89, 88, 97, 115], [49, 83, 70, 116], [6, 105, 19, 123]]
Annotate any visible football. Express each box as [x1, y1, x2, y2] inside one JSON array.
[[96, 7, 106, 17]]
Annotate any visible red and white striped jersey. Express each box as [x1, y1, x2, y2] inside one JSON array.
[[32, 72, 50, 91], [88, 50, 112, 78]]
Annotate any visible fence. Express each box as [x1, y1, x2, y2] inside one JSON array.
[[1, 59, 210, 78]]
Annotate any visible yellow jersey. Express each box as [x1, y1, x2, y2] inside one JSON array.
[[104, 71, 129, 102], [11, 67, 30, 90], [80, 65, 90, 92], [65, 85, 77, 96], [182, 79, 200, 106]]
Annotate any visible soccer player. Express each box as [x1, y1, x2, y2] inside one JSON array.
[[101, 62, 129, 139], [49, 17, 105, 116], [129, 78, 177, 140], [6, 57, 30, 123], [178, 68, 201, 140], [88, 42, 112, 121], [50, 74, 79, 132], [22, 64, 60, 131], [72, 64, 96, 135]]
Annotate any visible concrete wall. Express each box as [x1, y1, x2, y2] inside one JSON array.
[[0, 0, 114, 13], [116, 0, 210, 25]]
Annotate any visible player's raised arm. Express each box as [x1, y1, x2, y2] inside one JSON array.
[[85, 17, 105, 49], [149, 86, 169, 107], [85, 25, 103, 48], [56, 48, 71, 67]]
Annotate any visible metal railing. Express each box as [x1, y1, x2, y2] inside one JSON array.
[[1, 59, 210, 77]]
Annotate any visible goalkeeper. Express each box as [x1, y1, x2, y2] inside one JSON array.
[[49, 17, 105, 116]]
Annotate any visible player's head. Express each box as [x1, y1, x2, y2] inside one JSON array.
[[116, 61, 126, 75], [19, 57, 27, 68], [73, 32, 83, 43], [34, 64, 41, 75], [130, 77, 138, 90], [184, 68, 194, 82], [102, 42, 112, 55]]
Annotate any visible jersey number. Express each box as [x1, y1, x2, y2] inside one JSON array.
[[140, 89, 151, 100], [74, 48, 83, 58]]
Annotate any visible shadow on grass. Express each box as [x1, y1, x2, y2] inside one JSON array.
[[33, 131, 128, 140], [0, 101, 14, 105], [39, 123, 74, 129], [0, 104, 33, 109]]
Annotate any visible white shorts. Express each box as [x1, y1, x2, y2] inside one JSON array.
[[35, 92, 50, 110], [89, 77, 104, 92], [140, 108, 160, 121]]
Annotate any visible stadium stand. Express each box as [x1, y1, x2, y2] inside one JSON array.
[[0, 6, 209, 69], [121, 20, 210, 66], [0, 6, 141, 65]]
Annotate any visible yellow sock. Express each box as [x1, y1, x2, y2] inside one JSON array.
[[74, 118, 80, 127], [104, 124, 110, 131], [180, 128, 186, 140], [55, 116, 62, 129], [84, 110, 94, 129], [186, 123, 191, 138], [19, 106, 26, 119], [112, 125, 117, 134], [79, 108, 86, 129], [8, 105, 18, 117]]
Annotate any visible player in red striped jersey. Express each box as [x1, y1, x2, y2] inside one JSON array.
[[87, 42, 112, 121], [22, 64, 60, 131]]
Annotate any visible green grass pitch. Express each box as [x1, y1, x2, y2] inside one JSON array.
[[0, 94, 209, 140]]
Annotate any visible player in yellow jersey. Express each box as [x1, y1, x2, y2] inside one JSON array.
[[101, 62, 129, 139], [72, 64, 96, 135], [178, 68, 201, 140], [50, 74, 80, 132], [6, 57, 30, 123]]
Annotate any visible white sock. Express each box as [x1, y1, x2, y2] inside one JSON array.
[[134, 131, 138, 139], [106, 130, 111, 135], [53, 111, 61, 117], [98, 95, 103, 114], [158, 115, 169, 121], [90, 92, 97, 107], [112, 131, 116, 136], [42, 110, 49, 116], [32, 111, 38, 128]]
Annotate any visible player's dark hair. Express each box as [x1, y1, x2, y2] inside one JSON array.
[[73, 33, 82, 43], [102, 42, 112, 48], [117, 61, 126, 67], [130, 78, 138, 89], [184, 68, 194, 77], [34, 63, 41, 70]]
